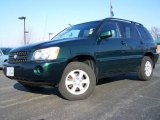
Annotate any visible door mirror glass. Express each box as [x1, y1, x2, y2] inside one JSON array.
[[0, 52, 2, 56], [100, 31, 112, 40]]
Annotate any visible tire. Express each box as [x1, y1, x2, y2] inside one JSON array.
[[137, 56, 153, 81], [18, 81, 43, 91], [58, 62, 96, 101]]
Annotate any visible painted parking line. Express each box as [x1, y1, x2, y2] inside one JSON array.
[[0, 98, 17, 104], [0, 95, 50, 110], [0, 86, 13, 91]]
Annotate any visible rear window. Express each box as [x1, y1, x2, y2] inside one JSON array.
[[136, 25, 153, 42]]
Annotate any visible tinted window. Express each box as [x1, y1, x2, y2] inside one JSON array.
[[100, 22, 120, 39], [0, 51, 2, 56], [60, 30, 80, 39], [119, 22, 134, 39], [52, 21, 100, 40], [1, 48, 11, 55], [134, 25, 141, 39], [136, 25, 153, 41]]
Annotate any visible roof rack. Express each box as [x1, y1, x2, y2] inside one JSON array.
[[105, 18, 142, 26]]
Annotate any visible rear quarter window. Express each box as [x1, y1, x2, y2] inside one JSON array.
[[136, 25, 153, 43]]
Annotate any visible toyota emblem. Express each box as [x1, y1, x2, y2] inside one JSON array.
[[14, 54, 18, 59]]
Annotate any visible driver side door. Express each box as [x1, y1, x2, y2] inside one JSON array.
[[96, 21, 129, 77]]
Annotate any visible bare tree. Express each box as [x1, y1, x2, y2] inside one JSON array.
[[150, 26, 160, 40]]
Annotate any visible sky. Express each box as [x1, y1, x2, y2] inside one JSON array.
[[0, 0, 160, 47]]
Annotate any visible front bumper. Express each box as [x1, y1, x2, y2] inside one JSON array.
[[3, 59, 67, 86]]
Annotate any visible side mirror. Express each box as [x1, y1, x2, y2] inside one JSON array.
[[99, 31, 112, 40], [0, 52, 2, 56]]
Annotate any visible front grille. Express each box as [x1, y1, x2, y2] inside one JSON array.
[[9, 51, 30, 63]]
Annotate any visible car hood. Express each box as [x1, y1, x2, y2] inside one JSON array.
[[11, 38, 88, 52]]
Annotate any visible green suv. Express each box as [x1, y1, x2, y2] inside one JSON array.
[[3, 18, 159, 100]]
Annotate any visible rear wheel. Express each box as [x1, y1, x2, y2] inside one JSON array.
[[58, 62, 96, 100], [137, 56, 153, 81]]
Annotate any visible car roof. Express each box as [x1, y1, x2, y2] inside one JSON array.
[[71, 18, 143, 28], [0, 48, 12, 49], [103, 18, 143, 26]]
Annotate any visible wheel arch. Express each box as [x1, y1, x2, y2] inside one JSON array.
[[144, 52, 155, 68], [67, 55, 98, 81]]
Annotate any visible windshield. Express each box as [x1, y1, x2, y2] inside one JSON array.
[[1, 48, 12, 55], [52, 21, 100, 40]]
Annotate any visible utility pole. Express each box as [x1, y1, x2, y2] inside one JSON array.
[[49, 33, 53, 40], [110, 0, 111, 17], [110, 0, 114, 17], [68, 24, 72, 27], [18, 16, 27, 45]]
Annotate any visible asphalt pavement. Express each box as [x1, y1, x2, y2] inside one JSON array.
[[0, 61, 160, 120]]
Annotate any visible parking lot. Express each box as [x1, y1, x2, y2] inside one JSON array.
[[0, 59, 160, 120]]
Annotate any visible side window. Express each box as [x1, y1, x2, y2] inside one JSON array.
[[134, 25, 141, 39], [61, 30, 80, 39], [100, 22, 120, 39], [136, 25, 153, 42], [119, 22, 134, 39], [82, 28, 95, 37], [125, 27, 131, 38]]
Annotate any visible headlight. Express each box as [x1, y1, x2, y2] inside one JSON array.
[[32, 47, 60, 60]]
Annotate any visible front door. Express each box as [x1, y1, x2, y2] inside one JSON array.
[[96, 21, 129, 77]]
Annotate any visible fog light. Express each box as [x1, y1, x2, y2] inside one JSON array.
[[34, 66, 43, 75]]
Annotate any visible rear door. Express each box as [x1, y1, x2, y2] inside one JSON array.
[[118, 22, 144, 71]]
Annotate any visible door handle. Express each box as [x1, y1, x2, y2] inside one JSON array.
[[121, 41, 126, 45], [140, 41, 143, 45]]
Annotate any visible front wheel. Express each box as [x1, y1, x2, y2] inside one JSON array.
[[137, 56, 153, 81], [58, 62, 96, 101]]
